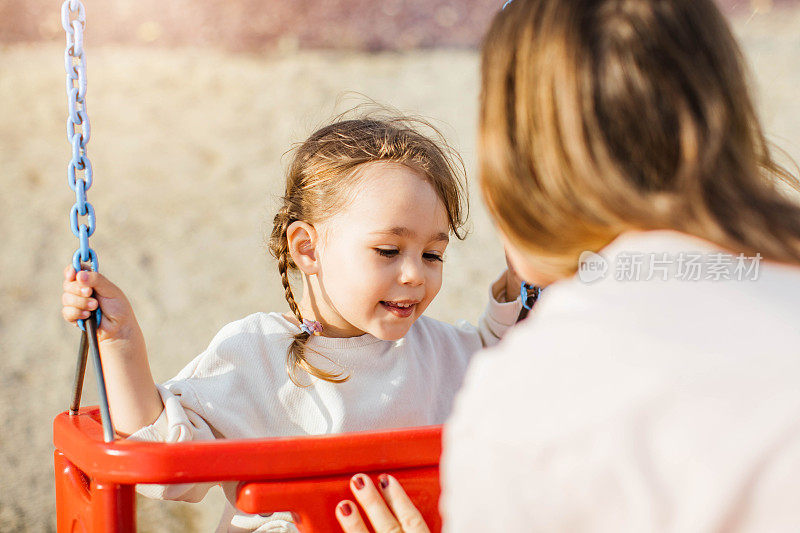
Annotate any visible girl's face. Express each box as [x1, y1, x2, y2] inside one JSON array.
[[308, 162, 450, 340]]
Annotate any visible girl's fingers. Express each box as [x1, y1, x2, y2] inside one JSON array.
[[377, 475, 431, 533], [62, 291, 98, 311], [61, 265, 118, 330], [62, 268, 96, 326], [335, 500, 371, 533], [348, 474, 402, 532], [62, 305, 91, 323], [74, 270, 120, 299], [63, 279, 93, 297], [64, 267, 121, 300]]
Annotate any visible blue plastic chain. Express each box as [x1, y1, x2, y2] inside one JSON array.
[[520, 282, 542, 310], [502, 0, 514, 9], [63, 0, 100, 329]]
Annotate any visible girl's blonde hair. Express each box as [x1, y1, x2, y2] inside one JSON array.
[[480, 0, 800, 280], [269, 115, 467, 386]]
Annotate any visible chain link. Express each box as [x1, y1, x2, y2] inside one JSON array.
[[63, 0, 100, 328]]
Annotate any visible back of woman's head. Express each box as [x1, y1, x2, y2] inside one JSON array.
[[269, 115, 467, 385], [481, 0, 800, 279]]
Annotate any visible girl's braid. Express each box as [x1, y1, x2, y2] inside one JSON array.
[[269, 207, 346, 386], [275, 215, 303, 324]]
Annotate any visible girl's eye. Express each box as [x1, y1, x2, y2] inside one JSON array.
[[423, 253, 444, 263], [375, 248, 399, 258]]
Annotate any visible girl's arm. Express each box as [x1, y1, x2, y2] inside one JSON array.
[[61, 266, 163, 436], [471, 256, 527, 347], [493, 268, 524, 304], [497, 252, 526, 304]]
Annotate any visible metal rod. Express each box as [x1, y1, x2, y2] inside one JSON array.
[[69, 329, 89, 415], [85, 311, 115, 442]]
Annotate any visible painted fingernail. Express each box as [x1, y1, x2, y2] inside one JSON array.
[[82, 311, 90, 318], [379, 474, 389, 489], [81, 288, 92, 296], [353, 475, 365, 490], [78, 271, 89, 282], [339, 502, 352, 516]]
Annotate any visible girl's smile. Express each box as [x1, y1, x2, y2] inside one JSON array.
[[380, 300, 420, 318]]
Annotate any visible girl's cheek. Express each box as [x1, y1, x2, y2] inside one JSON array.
[[428, 272, 443, 297]]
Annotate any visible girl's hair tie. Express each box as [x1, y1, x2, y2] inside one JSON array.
[[300, 319, 323, 336]]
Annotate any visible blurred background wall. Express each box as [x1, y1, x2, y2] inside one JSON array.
[[2, 0, 502, 51], [1, 0, 798, 530], [3, 0, 798, 51]]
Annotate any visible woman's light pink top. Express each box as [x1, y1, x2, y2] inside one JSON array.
[[443, 230, 800, 533]]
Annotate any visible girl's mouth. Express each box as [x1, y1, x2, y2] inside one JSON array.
[[380, 300, 417, 318]]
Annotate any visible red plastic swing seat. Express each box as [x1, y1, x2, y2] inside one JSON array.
[[54, 407, 443, 532]]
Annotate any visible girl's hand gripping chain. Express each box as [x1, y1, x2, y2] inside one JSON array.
[[62, 266, 141, 344], [61, 265, 162, 435]]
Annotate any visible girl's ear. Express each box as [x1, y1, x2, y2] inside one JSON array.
[[287, 221, 320, 275]]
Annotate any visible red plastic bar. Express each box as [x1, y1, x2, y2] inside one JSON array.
[[54, 408, 443, 532], [238, 468, 441, 533], [55, 450, 136, 533]]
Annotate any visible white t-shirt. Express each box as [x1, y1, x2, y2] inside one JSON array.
[[131, 282, 521, 532], [442, 230, 800, 532]]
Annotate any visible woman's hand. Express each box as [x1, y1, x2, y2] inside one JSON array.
[[336, 474, 431, 533]]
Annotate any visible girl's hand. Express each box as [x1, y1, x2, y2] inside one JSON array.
[[61, 266, 161, 435], [336, 474, 430, 533], [61, 266, 142, 344], [503, 252, 524, 303]]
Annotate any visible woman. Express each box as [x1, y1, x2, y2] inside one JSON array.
[[337, 0, 800, 531]]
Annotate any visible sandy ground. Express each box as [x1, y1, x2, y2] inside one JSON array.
[[1, 7, 799, 532]]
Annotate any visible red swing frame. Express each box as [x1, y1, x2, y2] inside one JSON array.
[[54, 407, 443, 532]]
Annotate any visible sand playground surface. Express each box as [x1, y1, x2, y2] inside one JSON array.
[[1, 6, 799, 531]]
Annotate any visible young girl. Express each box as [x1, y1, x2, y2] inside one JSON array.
[[335, 0, 800, 531], [61, 116, 524, 531]]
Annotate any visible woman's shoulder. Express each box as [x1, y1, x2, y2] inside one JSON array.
[[529, 229, 800, 328], [452, 251, 800, 441]]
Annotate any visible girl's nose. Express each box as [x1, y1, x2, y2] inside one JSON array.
[[399, 258, 424, 286]]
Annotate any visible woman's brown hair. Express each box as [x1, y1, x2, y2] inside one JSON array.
[[269, 115, 467, 386], [480, 0, 800, 280]]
